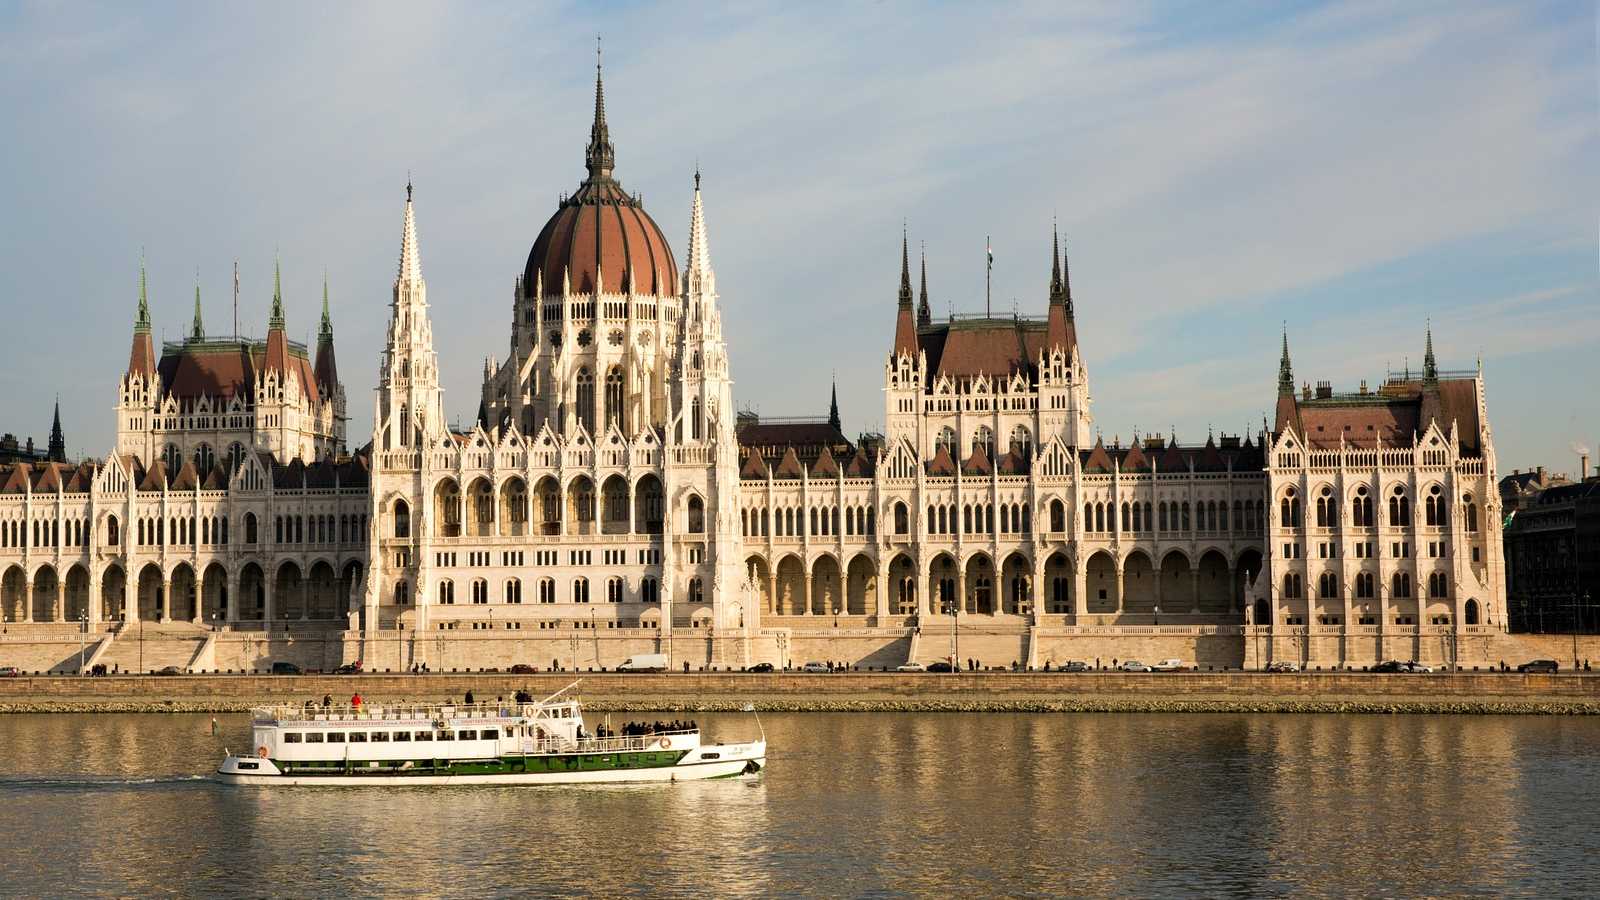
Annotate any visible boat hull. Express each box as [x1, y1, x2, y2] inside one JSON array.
[[216, 740, 765, 787]]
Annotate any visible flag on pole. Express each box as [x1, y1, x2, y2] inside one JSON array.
[[987, 241, 993, 270]]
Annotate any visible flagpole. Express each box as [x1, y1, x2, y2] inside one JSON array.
[[233, 260, 240, 341], [985, 235, 992, 317]]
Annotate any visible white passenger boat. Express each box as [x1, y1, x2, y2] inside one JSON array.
[[216, 682, 765, 786]]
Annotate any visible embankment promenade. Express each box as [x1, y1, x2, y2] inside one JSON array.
[[2, 672, 1598, 715]]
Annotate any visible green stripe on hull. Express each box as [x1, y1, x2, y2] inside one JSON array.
[[275, 749, 691, 777]]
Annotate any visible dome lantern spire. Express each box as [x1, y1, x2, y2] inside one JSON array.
[[585, 36, 615, 181]]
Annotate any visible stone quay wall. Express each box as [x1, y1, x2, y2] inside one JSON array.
[[2, 671, 1597, 715]]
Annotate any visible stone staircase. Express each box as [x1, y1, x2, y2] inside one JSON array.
[[912, 624, 1029, 670], [97, 623, 208, 674]]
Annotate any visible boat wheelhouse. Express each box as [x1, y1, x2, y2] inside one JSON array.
[[216, 683, 765, 786]]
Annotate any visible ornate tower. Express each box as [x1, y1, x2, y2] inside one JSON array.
[[115, 260, 161, 462], [377, 182, 445, 449]]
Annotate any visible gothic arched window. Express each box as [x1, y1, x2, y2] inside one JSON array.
[[605, 366, 625, 433], [574, 367, 595, 434]]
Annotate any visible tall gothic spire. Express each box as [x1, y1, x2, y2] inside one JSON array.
[[898, 228, 913, 310], [1050, 222, 1063, 300], [128, 258, 156, 378], [684, 168, 713, 291], [190, 279, 205, 341], [1422, 322, 1438, 388], [319, 273, 334, 339], [1061, 238, 1074, 317], [1278, 327, 1294, 395], [828, 376, 841, 432], [586, 38, 615, 180], [917, 244, 930, 327], [398, 181, 422, 284], [269, 257, 285, 330], [47, 397, 65, 463], [135, 256, 151, 334]]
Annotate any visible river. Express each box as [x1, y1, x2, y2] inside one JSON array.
[[0, 711, 1596, 897]]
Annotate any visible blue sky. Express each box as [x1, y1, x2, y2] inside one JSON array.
[[1, 1, 1595, 477]]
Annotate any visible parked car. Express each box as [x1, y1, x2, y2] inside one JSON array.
[[1372, 660, 1407, 673], [746, 662, 775, 673], [332, 661, 363, 675], [1059, 660, 1090, 673], [1118, 660, 1151, 672], [1405, 662, 1434, 673], [508, 663, 537, 674], [1266, 660, 1301, 672], [926, 661, 955, 673], [1151, 659, 1185, 672], [800, 661, 831, 673], [270, 661, 303, 676], [154, 665, 183, 676], [895, 662, 927, 673], [0, 666, 20, 677], [1517, 659, 1559, 673]]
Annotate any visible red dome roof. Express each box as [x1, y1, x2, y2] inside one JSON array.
[[523, 62, 678, 297], [524, 179, 677, 297]]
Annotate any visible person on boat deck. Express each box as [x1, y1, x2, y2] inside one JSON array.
[[322, 694, 332, 707], [351, 693, 362, 708], [465, 689, 475, 705]]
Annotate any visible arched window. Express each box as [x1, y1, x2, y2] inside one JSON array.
[[244, 513, 258, 544], [1280, 488, 1301, 528], [163, 443, 182, 471], [605, 366, 626, 433], [471, 579, 488, 604], [1050, 499, 1065, 533], [894, 502, 909, 535], [504, 578, 522, 604], [394, 581, 410, 605], [640, 577, 659, 604], [1093, 503, 1105, 533], [574, 367, 595, 434], [1463, 494, 1479, 532], [1084, 503, 1094, 532], [1319, 572, 1338, 599], [438, 579, 455, 605], [394, 499, 411, 538], [573, 577, 591, 603], [538, 578, 556, 604], [1425, 484, 1446, 526], [691, 398, 703, 441], [193, 443, 215, 475], [606, 576, 623, 603], [1315, 485, 1336, 527], [1465, 598, 1480, 625], [1352, 486, 1372, 527], [1181, 501, 1191, 531], [1120, 502, 1130, 531], [935, 427, 957, 458], [688, 496, 705, 534], [973, 426, 995, 460], [106, 515, 120, 547], [1389, 487, 1410, 526], [226, 442, 246, 473], [1009, 425, 1032, 458], [1392, 572, 1412, 598], [688, 577, 704, 604]]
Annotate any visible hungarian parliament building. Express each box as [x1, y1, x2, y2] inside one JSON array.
[[0, 65, 1509, 672]]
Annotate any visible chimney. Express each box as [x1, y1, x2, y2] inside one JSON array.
[[1315, 380, 1333, 399], [1359, 379, 1368, 395], [1537, 465, 1545, 482], [1583, 453, 1591, 482]]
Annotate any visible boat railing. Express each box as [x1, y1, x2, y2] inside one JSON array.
[[521, 729, 699, 756], [253, 701, 547, 724]]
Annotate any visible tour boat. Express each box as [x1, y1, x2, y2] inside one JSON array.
[[215, 682, 765, 786]]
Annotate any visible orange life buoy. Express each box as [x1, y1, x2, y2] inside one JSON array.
[[660, 737, 672, 749], [256, 745, 269, 758]]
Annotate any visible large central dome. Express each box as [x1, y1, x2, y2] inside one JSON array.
[[523, 63, 678, 297]]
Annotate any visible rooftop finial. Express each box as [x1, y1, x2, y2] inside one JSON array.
[[191, 274, 204, 341], [918, 241, 930, 327], [1050, 220, 1062, 299], [1423, 319, 1438, 387], [828, 375, 841, 432], [269, 256, 286, 330], [320, 270, 333, 339], [406, 170, 413, 202], [135, 252, 151, 334]]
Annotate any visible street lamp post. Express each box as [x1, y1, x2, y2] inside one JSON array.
[[78, 612, 87, 675]]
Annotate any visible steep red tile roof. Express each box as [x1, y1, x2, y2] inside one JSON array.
[[919, 318, 1046, 381], [810, 446, 839, 478], [740, 449, 770, 480], [156, 340, 322, 406], [772, 446, 805, 479], [1, 464, 30, 494], [961, 445, 992, 476], [1121, 441, 1149, 472], [844, 448, 875, 477], [137, 460, 169, 492], [995, 449, 1028, 475], [1279, 376, 1481, 455], [1081, 438, 1114, 474], [925, 445, 957, 477], [169, 460, 199, 491]]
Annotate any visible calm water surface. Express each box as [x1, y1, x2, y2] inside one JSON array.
[[0, 711, 1597, 898]]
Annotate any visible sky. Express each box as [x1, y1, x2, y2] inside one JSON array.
[[1, 1, 1595, 478]]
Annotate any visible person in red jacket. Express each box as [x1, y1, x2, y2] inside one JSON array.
[[351, 692, 362, 709]]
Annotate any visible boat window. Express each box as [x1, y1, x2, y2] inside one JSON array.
[[326, 732, 345, 743], [283, 733, 303, 744], [370, 732, 389, 742], [392, 731, 411, 742], [236, 761, 260, 771], [701, 752, 720, 760], [414, 731, 433, 741], [305, 733, 324, 744], [348, 732, 368, 743], [481, 729, 499, 740], [459, 730, 478, 740], [437, 732, 454, 741]]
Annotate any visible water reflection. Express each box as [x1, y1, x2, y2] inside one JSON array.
[[0, 712, 1596, 897]]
